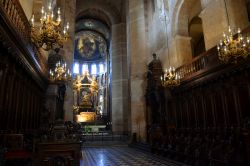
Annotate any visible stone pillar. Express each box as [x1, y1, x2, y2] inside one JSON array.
[[111, 23, 129, 134], [127, 0, 148, 142], [61, 0, 76, 121], [45, 85, 58, 123]]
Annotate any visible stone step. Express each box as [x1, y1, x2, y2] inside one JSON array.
[[129, 142, 151, 153], [82, 141, 128, 147]]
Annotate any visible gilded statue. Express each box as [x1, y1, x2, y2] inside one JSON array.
[[73, 75, 83, 92], [90, 76, 98, 93]]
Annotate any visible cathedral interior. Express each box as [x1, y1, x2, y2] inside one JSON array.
[[1, 0, 250, 165]]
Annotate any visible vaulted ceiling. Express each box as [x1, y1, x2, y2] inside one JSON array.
[[76, 0, 126, 26]]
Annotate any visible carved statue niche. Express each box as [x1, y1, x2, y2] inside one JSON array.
[[146, 53, 165, 125]]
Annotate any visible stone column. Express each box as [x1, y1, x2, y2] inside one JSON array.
[[127, 0, 148, 142], [61, 0, 76, 121], [45, 84, 58, 123], [111, 23, 129, 134]]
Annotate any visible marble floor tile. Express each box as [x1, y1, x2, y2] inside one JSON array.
[[80, 146, 181, 166]]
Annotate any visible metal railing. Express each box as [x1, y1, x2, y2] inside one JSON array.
[[176, 52, 209, 79], [82, 131, 129, 142]]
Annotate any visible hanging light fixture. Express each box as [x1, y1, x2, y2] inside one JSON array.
[[49, 61, 71, 82], [217, 0, 250, 63], [161, 67, 180, 88], [30, 1, 69, 51], [158, 1, 180, 88]]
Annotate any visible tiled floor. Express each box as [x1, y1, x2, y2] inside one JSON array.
[[81, 146, 181, 166]]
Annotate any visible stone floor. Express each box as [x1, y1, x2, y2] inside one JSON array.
[[81, 146, 182, 166]]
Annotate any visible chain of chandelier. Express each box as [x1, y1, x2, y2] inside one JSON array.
[[30, 1, 72, 82]]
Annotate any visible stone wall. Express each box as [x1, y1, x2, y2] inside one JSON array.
[[19, 0, 34, 19], [144, 0, 250, 68], [125, 0, 250, 142], [127, 0, 149, 142]]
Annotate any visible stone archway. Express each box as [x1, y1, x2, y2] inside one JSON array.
[[75, 1, 129, 134], [170, 0, 202, 67], [189, 16, 206, 57]]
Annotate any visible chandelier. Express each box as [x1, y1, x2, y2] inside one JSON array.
[[217, 0, 250, 63], [217, 27, 250, 63], [30, 2, 69, 51], [49, 61, 71, 82], [161, 67, 180, 88]]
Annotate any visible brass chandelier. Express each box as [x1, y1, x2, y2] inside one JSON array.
[[49, 61, 71, 82], [30, 2, 69, 51], [161, 67, 180, 88], [217, 27, 249, 63], [217, 0, 250, 63]]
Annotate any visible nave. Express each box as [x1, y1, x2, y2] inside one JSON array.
[[1, 0, 250, 165]]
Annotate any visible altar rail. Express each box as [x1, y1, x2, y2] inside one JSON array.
[[82, 131, 129, 142]]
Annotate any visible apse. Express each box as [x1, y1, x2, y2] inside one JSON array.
[[72, 18, 111, 129]]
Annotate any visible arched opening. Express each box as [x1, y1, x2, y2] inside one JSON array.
[[73, 1, 128, 135], [73, 12, 112, 131], [189, 16, 205, 57]]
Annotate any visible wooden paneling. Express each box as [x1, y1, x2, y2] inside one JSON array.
[[0, 52, 45, 131]]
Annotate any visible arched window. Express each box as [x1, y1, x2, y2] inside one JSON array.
[[189, 16, 206, 57], [73, 62, 79, 74], [82, 63, 88, 73], [91, 64, 97, 75], [99, 63, 104, 74]]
